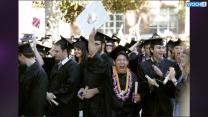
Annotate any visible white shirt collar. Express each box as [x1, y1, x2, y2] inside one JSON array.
[[59, 56, 71, 65]]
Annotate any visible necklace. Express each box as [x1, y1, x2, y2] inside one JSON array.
[[112, 66, 132, 101]]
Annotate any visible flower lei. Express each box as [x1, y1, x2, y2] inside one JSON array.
[[112, 66, 132, 101]]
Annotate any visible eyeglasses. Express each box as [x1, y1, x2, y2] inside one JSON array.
[[106, 44, 113, 47], [95, 43, 101, 46]]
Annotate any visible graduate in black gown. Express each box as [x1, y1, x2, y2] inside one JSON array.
[[77, 30, 110, 117], [105, 34, 120, 54], [36, 44, 57, 77], [72, 36, 89, 89], [138, 39, 152, 63], [140, 35, 182, 116], [46, 37, 81, 116], [105, 45, 147, 117], [126, 40, 142, 76], [125, 40, 151, 115], [72, 36, 89, 116], [94, 32, 115, 66], [103, 33, 120, 66], [73, 36, 88, 64], [19, 43, 48, 116], [169, 38, 185, 70], [126, 39, 152, 78], [166, 39, 175, 60]]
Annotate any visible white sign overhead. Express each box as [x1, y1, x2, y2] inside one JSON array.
[[76, 1, 109, 39]]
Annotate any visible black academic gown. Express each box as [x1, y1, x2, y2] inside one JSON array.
[[105, 65, 149, 117], [19, 61, 48, 116], [81, 53, 110, 117], [141, 58, 182, 116], [111, 73, 141, 117], [128, 52, 145, 75], [101, 53, 114, 66], [128, 53, 150, 105], [77, 59, 87, 114], [42, 57, 56, 77], [46, 58, 80, 116]]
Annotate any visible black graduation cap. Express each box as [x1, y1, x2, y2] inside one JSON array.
[[36, 44, 51, 55], [57, 35, 74, 49], [39, 35, 51, 41], [94, 32, 106, 43], [109, 45, 132, 60], [149, 38, 164, 46], [171, 38, 183, 47], [21, 34, 34, 41], [166, 38, 184, 48], [102, 34, 120, 44], [20, 34, 34, 44], [111, 34, 121, 43], [18, 43, 34, 54], [105, 36, 119, 43], [148, 33, 165, 46], [166, 40, 175, 48], [125, 40, 137, 49], [72, 36, 88, 51], [140, 39, 151, 47], [152, 32, 160, 39], [60, 35, 71, 42], [139, 39, 145, 47]]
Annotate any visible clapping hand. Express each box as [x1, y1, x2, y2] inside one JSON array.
[[168, 67, 176, 80], [145, 75, 159, 87], [169, 67, 177, 85], [152, 65, 163, 77], [163, 67, 177, 85]]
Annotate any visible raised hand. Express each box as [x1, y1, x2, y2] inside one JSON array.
[[88, 28, 97, 57]]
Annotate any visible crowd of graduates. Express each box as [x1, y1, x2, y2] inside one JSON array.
[[19, 29, 190, 117]]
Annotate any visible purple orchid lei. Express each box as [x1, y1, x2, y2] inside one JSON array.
[[112, 67, 132, 101]]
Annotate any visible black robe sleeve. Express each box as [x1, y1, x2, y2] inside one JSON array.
[[52, 60, 81, 104], [129, 52, 139, 75], [82, 53, 111, 117], [42, 57, 56, 76], [101, 53, 114, 66], [20, 62, 48, 116], [29, 69, 48, 115], [163, 60, 182, 98], [87, 53, 106, 73], [85, 53, 107, 93], [141, 59, 182, 98], [136, 64, 150, 104]]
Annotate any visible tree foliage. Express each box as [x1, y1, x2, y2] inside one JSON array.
[[59, 0, 84, 23]]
